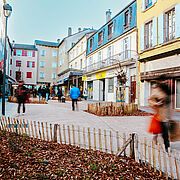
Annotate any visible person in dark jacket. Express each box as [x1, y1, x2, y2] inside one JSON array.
[[57, 87, 63, 102], [70, 84, 80, 111], [38, 86, 42, 102], [16, 81, 27, 115], [41, 86, 46, 102], [46, 86, 50, 101]]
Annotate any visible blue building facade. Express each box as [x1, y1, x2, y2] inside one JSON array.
[[87, 0, 137, 55]]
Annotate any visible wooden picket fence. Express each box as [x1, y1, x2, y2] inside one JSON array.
[[87, 102, 138, 116], [0, 116, 179, 179]]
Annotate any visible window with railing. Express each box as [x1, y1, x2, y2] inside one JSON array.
[[164, 8, 175, 42]]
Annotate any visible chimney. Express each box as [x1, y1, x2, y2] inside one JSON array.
[[78, 27, 81, 32], [57, 39, 60, 43], [106, 9, 112, 23], [12, 40, 15, 47], [68, 27, 72, 36]]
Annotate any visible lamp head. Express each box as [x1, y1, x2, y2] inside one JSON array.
[[3, 4, 12, 18]]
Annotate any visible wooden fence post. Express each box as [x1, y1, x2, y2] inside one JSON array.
[[58, 124, 62, 144], [173, 150, 179, 180], [152, 141, 156, 172], [17, 119, 21, 135], [41, 122, 45, 141], [13, 118, 18, 134], [162, 147, 168, 179], [67, 125, 71, 145], [38, 121, 42, 140], [110, 131, 113, 154], [63, 124, 66, 144], [72, 125, 75, 145], [135, 134, 139, 163], [93, 128, 96, 151], [20, 119, 24, 135], [46, 122, 49, 141], [2, 117, 6, 131], [23, 119, 27, 135], [168, 149, 173, 179], [144, 137, 147, 165], [5, 117, 8, 132], [34, 121, 38, 139], [130, 133, 135, 159], [83, 127, 86, 149], [88, 127, 91, 150], [50, 124, 53, 141], [104, 130, 107, 153], [31, 121, 34, 139], [78, 126, 81, 147], [53, 124, 58, 142], [11, 118, 15, 133], [123, 133, 126, 156], [116, 131, 120, 153], [148, 143, 151, 170], [99, 129, 102, 151], [27, 120, 30, 137], [157, 143, 162, 176], [8, 117, 12, 132]]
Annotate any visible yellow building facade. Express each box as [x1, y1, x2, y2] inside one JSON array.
[[137, 0, 180, 108]]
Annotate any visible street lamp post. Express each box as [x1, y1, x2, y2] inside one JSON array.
[[2, 4, 12, 115]]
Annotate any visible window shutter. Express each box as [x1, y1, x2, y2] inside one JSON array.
[[27, 61, 29, 67], [128, 36, 131, 59], [152, 0, 157, 5], [32, 51, 35, 57], [140, 25, 145, 51], [158, 13, 164, 44], [32, 62, 35, 68], [141, 0, 145, 11], [175, 4, 180, 38], [153, 17, 158, 46], [122, 39, 125, 60]]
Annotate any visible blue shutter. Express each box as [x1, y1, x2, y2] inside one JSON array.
[[140, 25, 144, 51], [141, 0, 145, 11], [152, 0, 157, 5], [128, 36, 131, 59], [175, 4, 180, 38], [153, 17, 158, 46], [158, 13, 164, 44]]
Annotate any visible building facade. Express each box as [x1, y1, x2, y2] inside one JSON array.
[[84, 1, 137, 103], [35, 40, 59, 87], [137, 0, 180, 108], [13, 44, 38, 85]]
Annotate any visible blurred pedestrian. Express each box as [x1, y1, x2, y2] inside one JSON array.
[[70, 84, 80, 111], [83, 88, 88, 100], [57, 87, 63, 102], [148, 74, 171, 152], [38, 86, 42, 102], [41, 86, 46, 102], [46, 86, 50, 101], [15, 81, 27, 116]]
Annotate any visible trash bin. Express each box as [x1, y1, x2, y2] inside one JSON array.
[[62, 96, 65, 103]]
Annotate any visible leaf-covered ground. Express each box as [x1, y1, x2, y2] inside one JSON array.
[[0, 131, 167, 179]]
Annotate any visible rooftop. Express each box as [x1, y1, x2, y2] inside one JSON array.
[[13, 44, 38, 51], [35, 40, 59, 47]]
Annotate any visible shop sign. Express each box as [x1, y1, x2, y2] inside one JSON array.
[[96, 71, 106, 79], [82, 76, 86, 81]]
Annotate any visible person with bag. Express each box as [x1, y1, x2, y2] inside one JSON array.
[[16, 81, 27, 116], [148, 74, 171, 152]]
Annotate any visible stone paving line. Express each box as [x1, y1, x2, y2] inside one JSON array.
[[0, 99, 180, 178]]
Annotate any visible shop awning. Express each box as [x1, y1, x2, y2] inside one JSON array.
[[57, 72, 70, 84]]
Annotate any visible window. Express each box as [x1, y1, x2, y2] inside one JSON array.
[[16, 60, 21, 67], [16, 50, 22, 56], [59, 59, 62, 67], [76, 46, 79, 56], [52, 51, 57, 57], [26, 72, 32, 78], [145, 21, 153, 49], [10, 70, 12, 76], [27, 51, 32, 57], [108, 78, 114, 93], [90, 38, 93, 51], [145, 0, 152, 9], [16, 71, 21, 81], [81, 42, 83, 52], [124, 38, 129, 59], [40, 72, 45, 79], [80, 59, 82, 69], [107, 47, 112, 65], [165, 9, 175, 42], [98, 31, 103, 45], [10, 59, 12, 65], [124, 11, 129, 28], [52, 73, 56, 79], [52, 62, 57, 68], [40, 50, 46, 56], [40, 61, 45, 68], [27, 61, 32, 67], [108, 23, 114, 40]]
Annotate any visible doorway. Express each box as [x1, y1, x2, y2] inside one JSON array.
[[99, 79, 105, 101], [130, 76, 136, 103]]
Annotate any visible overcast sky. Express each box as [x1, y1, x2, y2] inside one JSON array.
[[7, 0, 132, 45]]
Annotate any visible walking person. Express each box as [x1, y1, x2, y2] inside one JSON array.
[[16, 81, 27, 116], [83, 88, 88, 100], [70, 84, 80, 111], [46, 86, 50, 102], [57, 87, 63, 102], [41, 86, 46, 102], [148, 74, 171, 152], [38, 86, 42, 102]]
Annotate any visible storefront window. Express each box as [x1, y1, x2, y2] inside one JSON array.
[[108, 78, 114, 93]]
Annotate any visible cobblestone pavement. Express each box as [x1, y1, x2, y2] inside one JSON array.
[[0, 99, 179, 149]]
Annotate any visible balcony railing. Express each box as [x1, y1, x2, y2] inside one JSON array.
[[84, 50, 137, 74]]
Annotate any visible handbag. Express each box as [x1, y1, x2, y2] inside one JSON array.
[[148, 114, 162, 134]]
